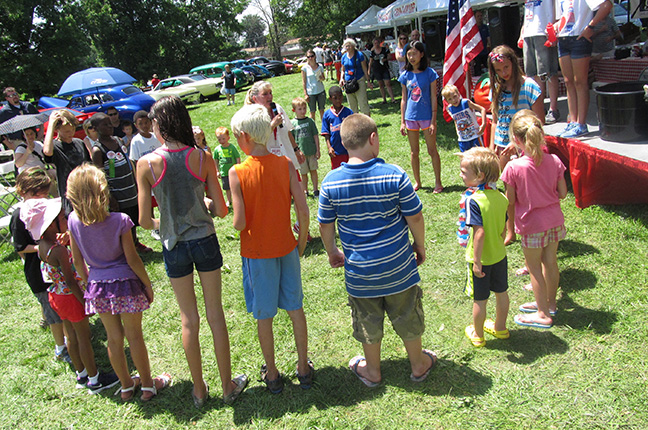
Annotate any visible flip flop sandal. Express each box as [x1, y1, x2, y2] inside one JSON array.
[[432, 186, 444, 194], [141, 372, 172, 402], [514, 314, 552, 329], [523, 283, 534, 292], [519, 302, 557, 316], [192, 381, 209, 408], [223, 374, 248, 405], [348, 356, 380, 388], [410, 349, 437, 382], [483, 319, 510, 339], [465, 325, 486, 347]]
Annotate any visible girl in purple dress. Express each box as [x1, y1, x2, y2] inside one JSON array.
[[66, 164, 171, 401]]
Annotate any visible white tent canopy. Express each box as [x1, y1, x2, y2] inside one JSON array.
[[346, 5, 396, 35], [376, 0, 521, 24]]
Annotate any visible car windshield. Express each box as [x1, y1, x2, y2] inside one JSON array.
[[189, 74, 206, 80]]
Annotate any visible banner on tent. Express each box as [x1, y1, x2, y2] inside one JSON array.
[[377, 0, 417, 23]]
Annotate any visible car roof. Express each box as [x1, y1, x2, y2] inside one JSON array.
[[74, 84, 140, 97], [190, 62, 231, 73]]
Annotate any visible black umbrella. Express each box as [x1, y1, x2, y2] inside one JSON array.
[[0, 112, 50, 136]]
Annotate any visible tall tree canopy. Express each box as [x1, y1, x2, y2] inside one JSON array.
[[0, 0, 248, 99]]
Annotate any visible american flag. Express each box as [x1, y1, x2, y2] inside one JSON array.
[[442, 0, 483, 121]]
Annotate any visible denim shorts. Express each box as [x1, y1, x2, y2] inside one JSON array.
[[558, 36, 593, 60], [242, 247, 303, 320], [163, 234, 223, 278], [307, 91, 326, 113]]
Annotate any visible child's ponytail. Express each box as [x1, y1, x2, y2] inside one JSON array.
[[510, 109, 545, 165]]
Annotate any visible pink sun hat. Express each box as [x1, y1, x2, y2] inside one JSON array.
[[20, 197, 62, 240]]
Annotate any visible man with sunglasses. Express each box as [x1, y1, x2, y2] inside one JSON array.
[[0, 87, 39, 143], [105, 107, 125, 138]]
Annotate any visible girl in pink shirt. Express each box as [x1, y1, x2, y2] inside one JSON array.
[[501, 110, 567, 329]]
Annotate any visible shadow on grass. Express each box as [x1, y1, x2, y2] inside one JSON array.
[[558, 239, 599, 259], [421, 184, 466, 194], [556, 293, 617, 334], [488, 329, 569, 364], [560, 267, 597, 292], [600, 204, 648, 228], [1, 250, 20, 263]]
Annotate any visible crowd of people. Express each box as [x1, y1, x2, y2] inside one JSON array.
[[2, 0, 621, 408]]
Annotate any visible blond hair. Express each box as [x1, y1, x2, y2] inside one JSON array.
[[291, 97, 307, 110], [245, 81, 272, 105], [509, 109, 545, 165], [457, 147, 501, 184], [441, 84, 459, 100], [230, 104, 271, 146], [55, 109, 79, 130], [340, 113, 376, 151], [66, 164, 110, 225]]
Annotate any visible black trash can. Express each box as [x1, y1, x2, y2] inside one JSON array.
[[595, 81, 648, 143]]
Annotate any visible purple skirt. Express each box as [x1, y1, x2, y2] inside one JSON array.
[[84, 278, 150, 315]]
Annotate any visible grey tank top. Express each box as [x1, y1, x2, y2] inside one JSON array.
[[149, 146, 215, 251]]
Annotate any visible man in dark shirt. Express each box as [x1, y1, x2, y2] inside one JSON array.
[[106, 106, 125, 138], [0, 87, 39, 144]]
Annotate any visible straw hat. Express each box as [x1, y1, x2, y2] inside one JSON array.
[[20, 197, 62, 240]]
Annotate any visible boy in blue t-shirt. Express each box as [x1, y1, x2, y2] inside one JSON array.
[[318, 113, 437, 388], [321, 86, 353, 170], [442, 84, 487, 152]]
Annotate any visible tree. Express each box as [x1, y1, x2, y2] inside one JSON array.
[[240, 14, 266, 48], [247, 0, 293, 59]]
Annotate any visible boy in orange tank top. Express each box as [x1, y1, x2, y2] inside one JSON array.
[[228, 104, 313, 393]]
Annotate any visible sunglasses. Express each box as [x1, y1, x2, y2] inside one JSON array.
[[307, 55, 315, 58], [108, 113, 118, 117]]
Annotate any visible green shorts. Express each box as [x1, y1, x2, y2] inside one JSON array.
[[348, 285, 425, 344]]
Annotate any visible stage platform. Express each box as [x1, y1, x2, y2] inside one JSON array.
[[542, 91, 648, 208]]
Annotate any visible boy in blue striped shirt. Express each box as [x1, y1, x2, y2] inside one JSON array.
[[318, 113, 437, 387]]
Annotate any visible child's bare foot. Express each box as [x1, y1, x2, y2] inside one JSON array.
[[410, 349, 437, 382], [514, 313, 552, 329], [432, 185, 444, 194], [413, 183, 421, 191]]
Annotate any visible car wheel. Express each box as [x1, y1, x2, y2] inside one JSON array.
[[199, 94, 207, 103]]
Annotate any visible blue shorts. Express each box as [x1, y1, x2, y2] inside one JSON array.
[[242, 247, 303, 320], [558, 36, 593, 60], [223, 88, 236, 95], [459, 137, 482, 152], [163, 234, 223, 278], [465, 257, 508, 301]]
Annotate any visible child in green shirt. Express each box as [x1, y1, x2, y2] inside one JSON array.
[[213, 127, 241, 207], [290, 97, 320, 196]]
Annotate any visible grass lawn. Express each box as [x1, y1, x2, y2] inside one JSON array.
[[1, 72, 647, 429]]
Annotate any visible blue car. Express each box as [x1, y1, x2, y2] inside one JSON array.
[[37, 84, 155, 121], [239, 65, 274, 81]]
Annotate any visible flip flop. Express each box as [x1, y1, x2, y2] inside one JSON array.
[[514, 314, 552, 329], [519, 302, 557, 316], [348, 356, 380, 388], [523, 283, 534, 292], [432, 185, 444, 194], [410, 349, 437, 382], [515, 267, 529, 276]]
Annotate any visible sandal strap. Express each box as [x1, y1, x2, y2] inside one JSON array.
[[141, 385, 157, 395]]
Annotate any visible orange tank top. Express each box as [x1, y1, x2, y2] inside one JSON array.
[[235, 154, 297, 258]]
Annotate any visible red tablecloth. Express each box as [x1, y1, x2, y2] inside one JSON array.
[[546, 135, 648, 208], [592, 57, 648, 83]]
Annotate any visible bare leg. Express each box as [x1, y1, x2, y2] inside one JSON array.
[[50, 321, 65, 346], [63, 321, 83, 372], [286, 307, 309, 375], [407, 129, 422, 190], [423, 127, 442, 190], [257, 318, 278, 379], [72, 317, 98, 377], [572, 57, 591, 125], [472, 299, 487, 338], [403, 336, 433, 378], [311, 170, 319, 193], [301, 171, 309, 193], [559, 55, 577, 123], [358, 342, 382, 383], [310, 110, 316, 120], [522, 246, 553, 325], [169, 274, 206, 400], [505, 204, 516, 245], [548, 75, 559, 113], [318, 109, 325, 125], [225, 189, 233, 207], [98, 312, 137, 389], [378, 80, 386, 102], [494, 291, 510, 331], [198, 269, 235, 396], [541, 241, 560, 312], [121, 312, 154, 388]]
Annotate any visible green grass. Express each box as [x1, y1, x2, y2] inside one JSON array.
[[1, 73, 647, 429]]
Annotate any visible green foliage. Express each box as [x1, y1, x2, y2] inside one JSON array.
[[0, 0, 249, 99], [240, 14, 266, 48]]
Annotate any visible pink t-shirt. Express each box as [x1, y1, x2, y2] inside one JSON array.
[[501, 153, 566, 235]]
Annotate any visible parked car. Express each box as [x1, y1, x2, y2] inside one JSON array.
[[614, 2, 643, 27], [189, 62, 254, 89], [230, 60, 248, 69], [247, 57, 287, 76], [174, 74, 224, 100], [239, 65, 274, 81], [147, 78, 201, 104], [37, 84, 155, 121]]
